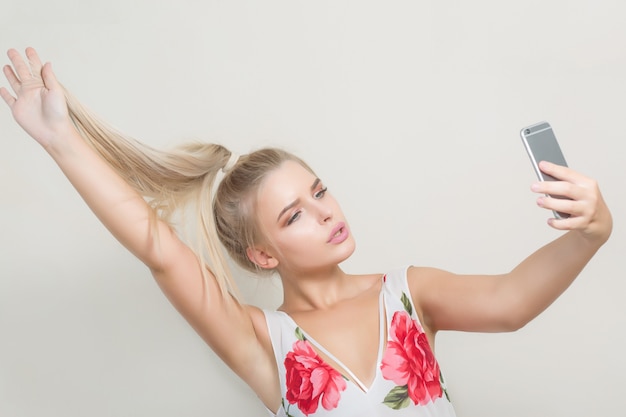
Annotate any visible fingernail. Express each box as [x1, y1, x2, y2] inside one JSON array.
[[531, 183, 540, 192]]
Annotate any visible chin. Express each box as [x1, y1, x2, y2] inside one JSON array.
[[337, 238, 357, 263]]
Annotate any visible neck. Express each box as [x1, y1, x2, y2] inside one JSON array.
[[278, 264, 353, 312]]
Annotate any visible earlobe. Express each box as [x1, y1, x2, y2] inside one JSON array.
[[246, 247, 279, 270]]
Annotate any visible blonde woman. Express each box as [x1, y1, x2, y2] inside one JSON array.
[[1, 48, 612, 417]]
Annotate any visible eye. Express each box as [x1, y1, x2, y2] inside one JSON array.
[[314, 187, 328, 199], [287, 211, 301, 226]]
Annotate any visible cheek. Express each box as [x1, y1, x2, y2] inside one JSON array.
[[272, 223, 321, 257], [278, 225, 317, 249]]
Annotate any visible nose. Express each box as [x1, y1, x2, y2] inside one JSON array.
[[315, 199, 333, 224]]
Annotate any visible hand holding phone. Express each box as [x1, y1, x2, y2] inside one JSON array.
[[520, 121, 570, 219]]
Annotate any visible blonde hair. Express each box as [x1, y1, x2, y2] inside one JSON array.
[[63, 88, 312, 301]]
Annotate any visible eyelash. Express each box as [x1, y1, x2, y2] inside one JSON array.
[[314, 187, 328, 199], [286, 187, 328, 225]]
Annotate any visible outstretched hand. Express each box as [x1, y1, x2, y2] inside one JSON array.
[[532, 161, 612, 244], [0, 47, 74, 148]]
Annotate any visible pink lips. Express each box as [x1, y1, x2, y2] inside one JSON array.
[[327, 222, 349, 244]]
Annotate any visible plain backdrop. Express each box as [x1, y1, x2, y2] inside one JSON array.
[[1, 1, 624, 416]]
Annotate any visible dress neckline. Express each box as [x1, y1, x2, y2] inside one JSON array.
[[277, 278, 387, 393]]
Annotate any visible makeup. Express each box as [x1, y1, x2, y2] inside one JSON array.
[[327, 222, 349, 244]]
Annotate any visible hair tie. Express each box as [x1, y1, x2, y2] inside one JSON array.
[[222, 152, 239, 174]]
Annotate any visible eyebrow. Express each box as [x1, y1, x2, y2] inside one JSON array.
[[276, 178, 321, 222]]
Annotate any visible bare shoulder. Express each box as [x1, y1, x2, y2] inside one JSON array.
[[406, 266, 457, 330], [406, 266, 438, 304], [245, 304, 273, 349], [242, 304, 282, 410], [407, 266, 455, 290]]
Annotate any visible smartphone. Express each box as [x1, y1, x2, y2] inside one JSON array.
[[520, 121, 570, 219]]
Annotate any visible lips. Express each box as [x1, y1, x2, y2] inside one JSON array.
[[327, 222, 349, 244]]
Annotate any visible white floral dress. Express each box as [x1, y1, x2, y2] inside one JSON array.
[[263, 266, 457, 417]]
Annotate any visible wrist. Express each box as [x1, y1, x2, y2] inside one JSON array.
[[576, 214, 613, 249], [44, 123, 84, 158]]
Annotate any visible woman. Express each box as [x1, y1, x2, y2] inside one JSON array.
[[1, 48, 612, 416]]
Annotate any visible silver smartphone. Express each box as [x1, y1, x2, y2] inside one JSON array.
[[520, 121, 570, 219]]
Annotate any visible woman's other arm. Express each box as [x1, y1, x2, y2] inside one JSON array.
[[409, 161, 612, 334]]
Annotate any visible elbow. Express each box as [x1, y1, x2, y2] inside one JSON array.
[[141, 222, 182, 273], [145, 240, 181, 275], [497, 299, 538, 332], [141, 239, 169, 273], [491, 279, 547, 332], [500, 314, 531, 332]]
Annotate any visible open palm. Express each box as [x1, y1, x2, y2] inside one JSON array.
[[1, 48, 72, 148]]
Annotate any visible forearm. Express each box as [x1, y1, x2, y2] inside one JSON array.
[[503, 230, 605, 326], [46, 127, 170, 268]]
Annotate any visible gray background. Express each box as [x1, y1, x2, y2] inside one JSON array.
[[1, 1, 624, 416]]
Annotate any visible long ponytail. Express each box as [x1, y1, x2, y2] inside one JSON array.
[[62, 87, 240, 300]]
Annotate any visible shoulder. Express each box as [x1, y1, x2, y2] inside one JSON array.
[[383, 265, 450, 293], [243, 305, 283, 411], [407, 265, 455, 287], [406, 266, 458, 303], [405, 266, 457, 331], [247, 305, 274, 351], [246, 305, 293, 353]]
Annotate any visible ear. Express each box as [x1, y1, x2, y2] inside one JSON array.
[[246, 247, 279, 270]]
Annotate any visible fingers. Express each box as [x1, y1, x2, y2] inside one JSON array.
[[3, 63, 20, 94], [532, 180, 579, 202], [532, 163, 597, 200], [536, 195, 579, 219], [545, 214, 584, 231], [4, 48, 46, 91], [41, 62, 61, 91], [531, 164, 602, 231], [0, 86, 16, 107], [7, 48, 33, 81], [25, 47, 43, 76], [537, 161, 585, 183], [2, 47, 53, 103], [542, 194, 599, 232], [540, 180, 612, 243]]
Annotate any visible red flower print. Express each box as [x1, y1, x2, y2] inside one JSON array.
[[284, 340, 347, 415], [381, 310, 443, 406]]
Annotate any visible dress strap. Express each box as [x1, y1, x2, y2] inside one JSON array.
[[279, 285, 387, 393]]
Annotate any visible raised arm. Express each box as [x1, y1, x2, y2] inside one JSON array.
[[1, 48, 280, 408], [2, 48, 171, 265], [410, 160, 612, 335]]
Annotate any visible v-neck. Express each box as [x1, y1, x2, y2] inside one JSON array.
[[277, 282, 387, 393]]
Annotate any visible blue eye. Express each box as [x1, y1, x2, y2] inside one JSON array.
[[314, 187, 328, 199]]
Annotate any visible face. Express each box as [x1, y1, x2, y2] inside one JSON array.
[[251, 160, 356, 275]]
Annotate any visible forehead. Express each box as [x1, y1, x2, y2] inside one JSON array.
[[257, 161, 316, 208]]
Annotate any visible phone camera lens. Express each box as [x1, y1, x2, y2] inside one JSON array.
[[524, 129, 531, 135]]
